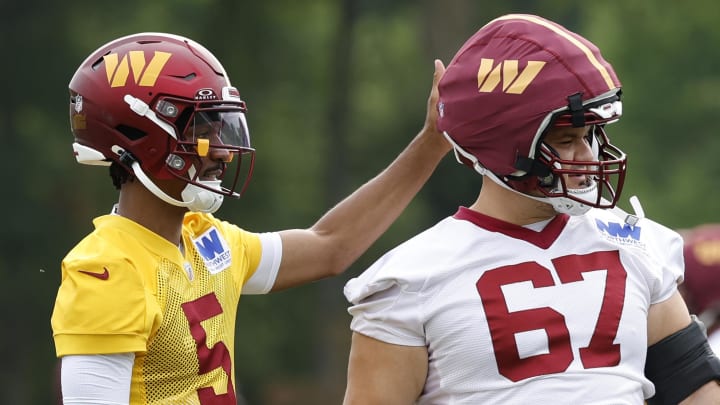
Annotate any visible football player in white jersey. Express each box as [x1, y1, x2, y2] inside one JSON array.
[[679, 224, 720, 356], [343, 14, 720, 405]]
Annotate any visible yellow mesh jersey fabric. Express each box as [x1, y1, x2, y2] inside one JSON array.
[[51, 212, 263, 404]]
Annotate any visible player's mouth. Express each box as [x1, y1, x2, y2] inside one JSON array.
[[565, 174, 594, 189], [200, 165, 224, 180]]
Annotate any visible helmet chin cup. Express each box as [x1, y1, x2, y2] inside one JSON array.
[[131, 162, 224, 213], [549, 198, 591, 216], [549, 197, 592, 216], [547, 181, 597, 216], [486, 171, 595, 216], [181, 181, 224, 213]]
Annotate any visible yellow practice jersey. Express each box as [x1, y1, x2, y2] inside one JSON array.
[[52, 212, 274, 404]]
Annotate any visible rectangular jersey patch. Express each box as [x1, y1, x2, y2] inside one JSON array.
[[192, 226, 232, 274]]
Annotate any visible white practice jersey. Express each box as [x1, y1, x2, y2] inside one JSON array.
[[345, 207, 684, 405]]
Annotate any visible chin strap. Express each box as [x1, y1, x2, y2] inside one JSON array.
[[546, 183, 597, 216], [120, 95, 224, 213], [484, 171, 594, 216], [444, 131, 593, 216], [124, 95, 177, 138], [130, 160, 223, 214]]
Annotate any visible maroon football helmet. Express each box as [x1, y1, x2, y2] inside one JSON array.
[[69, 33, 255, 212], [682, 224, 720, 319], [437, 14, 627, 215]]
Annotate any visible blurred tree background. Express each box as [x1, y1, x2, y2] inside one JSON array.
[[1, 0, 718, 404]]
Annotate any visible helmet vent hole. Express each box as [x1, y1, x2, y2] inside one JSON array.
[[170, 73, 196, 81], [90, 57, 105, 71], [116, 124, 147, 141]]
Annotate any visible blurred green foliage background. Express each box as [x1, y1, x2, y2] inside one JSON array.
[[1, 0, 718, 403]]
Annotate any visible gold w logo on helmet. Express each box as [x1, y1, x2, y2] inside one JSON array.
[[694, 240, 720, 266], [104, 51, 172, 88], [477, 58, 546, 94]]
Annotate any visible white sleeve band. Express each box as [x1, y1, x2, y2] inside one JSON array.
[[242, 232, 282, 295], [61, 353, 135, 405]]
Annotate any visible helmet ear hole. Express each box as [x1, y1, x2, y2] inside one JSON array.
[[116, 124, 147, 141], [90, 55, 106, 71]]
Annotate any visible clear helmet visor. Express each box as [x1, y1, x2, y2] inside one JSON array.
[[182, 108, 251, 150], [166, 105, 255, 200]]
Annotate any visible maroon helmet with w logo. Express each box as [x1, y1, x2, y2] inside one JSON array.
[[68, 33, 255, 213], [437, 14, 627, 215], [682, 224, 720, 321]]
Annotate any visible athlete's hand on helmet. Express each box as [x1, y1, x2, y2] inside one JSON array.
[[423, 59, 451, 152]]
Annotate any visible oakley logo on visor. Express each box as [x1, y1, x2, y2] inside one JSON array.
[[195, 88, 218, 101]]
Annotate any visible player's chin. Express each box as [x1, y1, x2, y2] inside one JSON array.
[[199, 171, 222, 181]]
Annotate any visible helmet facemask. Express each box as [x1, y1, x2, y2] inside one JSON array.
[[529, 124, 627, 214], [121, 92, 256, 214], [161, 97, 255, 199], [506, 90, 627, 215]]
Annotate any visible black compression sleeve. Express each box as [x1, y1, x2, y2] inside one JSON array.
[[645, 318, 720, 405]]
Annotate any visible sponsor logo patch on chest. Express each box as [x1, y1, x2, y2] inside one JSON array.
[[595, 219, 646, 248], [192, 227, 232, 274]]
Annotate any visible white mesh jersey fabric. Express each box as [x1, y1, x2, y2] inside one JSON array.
[[345, 207, 683, 404]]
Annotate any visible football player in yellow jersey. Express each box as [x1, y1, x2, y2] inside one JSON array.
[[51, 33, 450, 404]]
